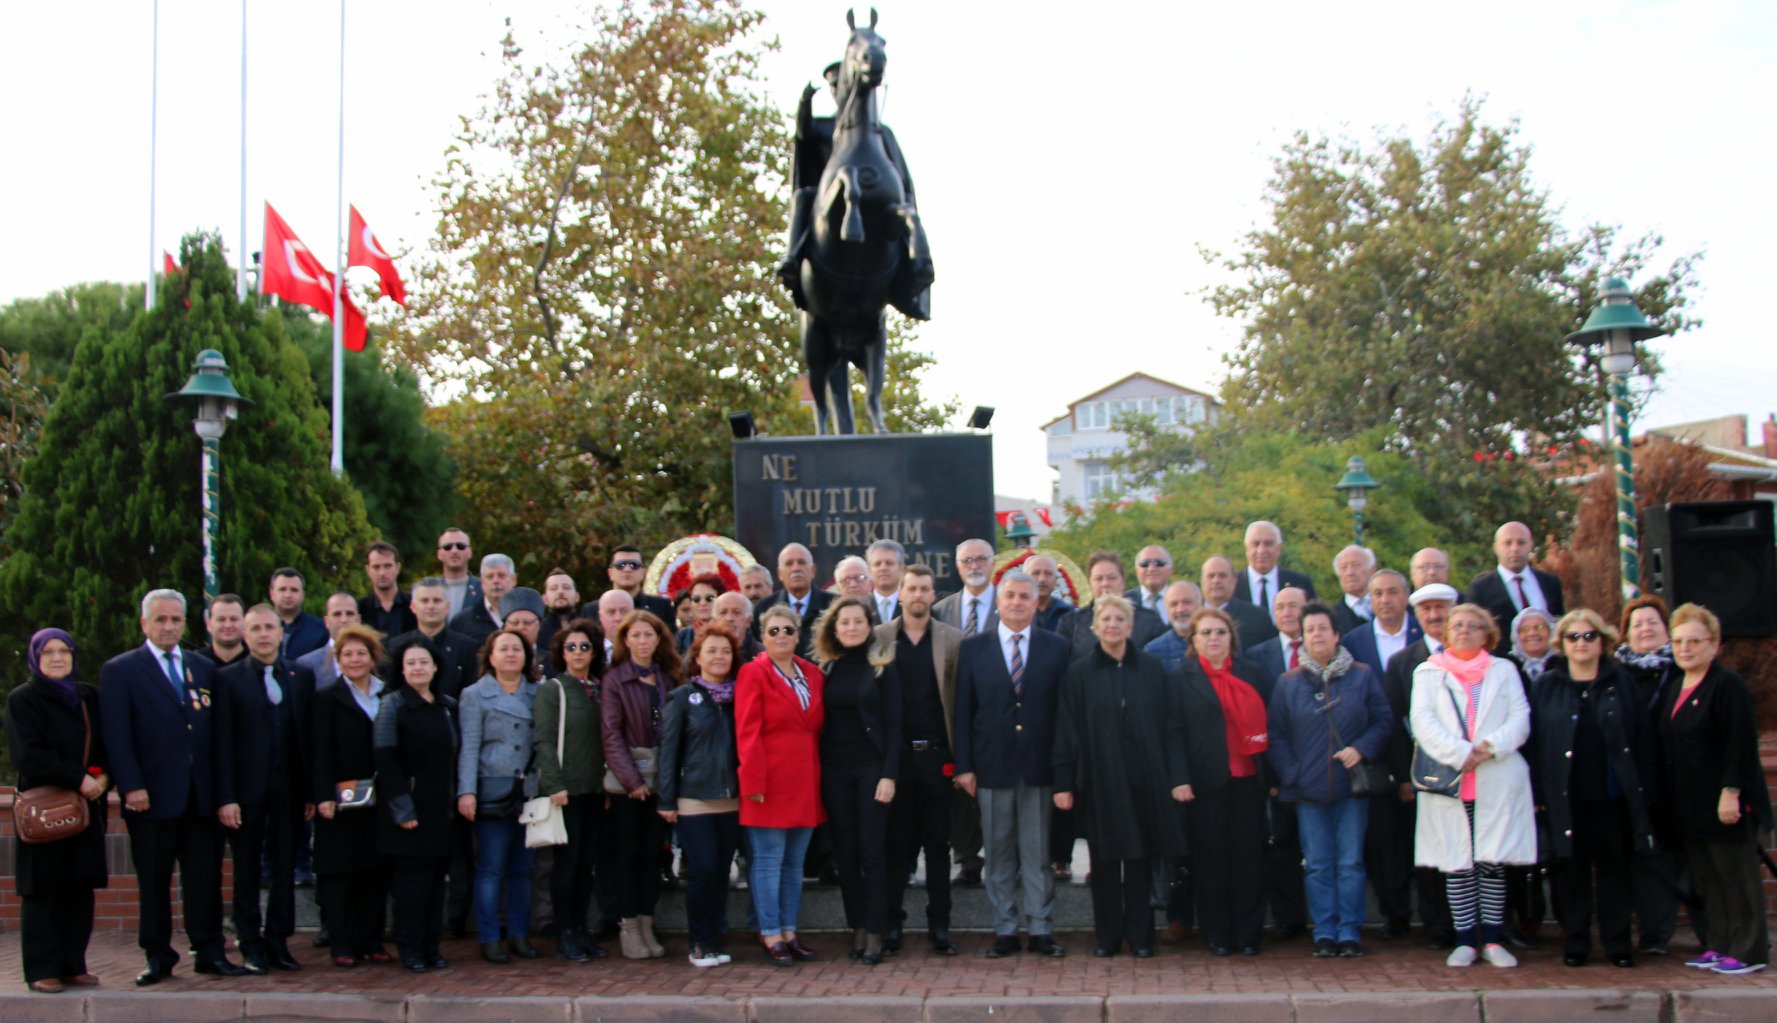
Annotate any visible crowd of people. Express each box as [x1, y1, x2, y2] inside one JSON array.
[[7, 520, 1771, 993]]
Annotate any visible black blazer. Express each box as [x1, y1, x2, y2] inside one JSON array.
[[1170, 656, 1274, 795], [952, 626, 1067, 789], [382, 628, 482, 701], [1062, 600, 1166, 659], [1656, 661, 1774, 840], [1243, 634, 1301, 693], [1329, 599, 1368, 639], [98, 645, 219, 821], [817, 649, 904, 782], [310, 679, 384, 874], [215, 655, 314, 807], [1220, 599, 1277, 647], [448, 601, 499, 646], [1381, 638, 1434, 780], [1467, 568, 1565, 654], [752, 588, 834, 657], [1234, 567, 1317, 604]]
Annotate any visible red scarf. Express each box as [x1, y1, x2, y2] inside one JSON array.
[[1202, 656, 1267, 777]]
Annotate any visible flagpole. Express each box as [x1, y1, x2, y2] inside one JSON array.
[[146, 0, 160, 311], [330, 0, 347, 476], [237, 0, 248, 302]]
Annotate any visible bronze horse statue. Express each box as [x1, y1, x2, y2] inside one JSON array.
[[780, 8, 933, 435]]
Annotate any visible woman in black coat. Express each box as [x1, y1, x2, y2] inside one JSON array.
[[1171, 608, 1272, 957], [1528, 610, 1657, 968], [6, 628, 108, 993], [375, 635, 459, 972], [311, 624, 390, 967], [1658, 604, 1773, 975], [810, 596, 902, 965], [1053, 595, 1191, 958]]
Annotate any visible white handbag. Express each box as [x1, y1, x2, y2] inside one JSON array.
[[522, 683, 571, 849]]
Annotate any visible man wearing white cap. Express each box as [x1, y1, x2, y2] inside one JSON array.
[[1381, 582, 1459, 949]]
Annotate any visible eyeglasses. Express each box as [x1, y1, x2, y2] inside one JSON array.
[[563, 642, 594, 652], [686, 594, 716, 603], [611, 560, 643, 571], [1138, 559, 1170, 568], [1447, 621, 1488, 633], [959, 555, 992, 566], [439, 542, 469, 551], [1562, 630, 1601, 643], [840, 574, 869, 585], [1194, 627, 1229, 638], [766, 625, 799, 637]]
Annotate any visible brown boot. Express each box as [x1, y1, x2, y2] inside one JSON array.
[[618, 918, 649, 960]]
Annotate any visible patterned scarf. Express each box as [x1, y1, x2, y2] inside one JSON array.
[[1294, 643, 1355, 684], [694, 676, 736, 704], [1616, 643, 1674, 674]]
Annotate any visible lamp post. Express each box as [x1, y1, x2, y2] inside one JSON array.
[[167, 350, 250, 609], [1004, 511, 1037, 549], [1565, 278, 1667, 603], [1333, 456, 1380, 546]]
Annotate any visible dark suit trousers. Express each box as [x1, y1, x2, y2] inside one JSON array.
[[1087, 845, 1153, 951], [823, 762, 892, 934], [1364, 791, 1416, 925], [549, 793, 601, 935], [319, 866, 387, 957], [1264, 792, 1306, 931], [21, 888, 94, 983], [1553, 799, 1635, 957], [226, 787, 301, 953], [888, 746, 954, 929], [125, 802, 226, 963], [390, 855, 449, 958], [1190, 776, 1267, 948], [952, 793, 983, 870]]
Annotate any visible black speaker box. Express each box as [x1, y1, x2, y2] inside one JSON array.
[[1643, 500, 1777, 638]]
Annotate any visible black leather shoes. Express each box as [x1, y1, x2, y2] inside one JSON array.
[[195, 958, 251, 977], [1092, 945, 1116, 958], [1028, 935, 1066, 957], [986, 935, 1020, 958], [507, 938, 542, 960], [883, 926, 903, 953], [1610, 953, 1635, 968], [266, 942, 302, 971], [1132, 946, 1154, 958], [1239, 945, 1261, 956], [1209, 942, 1232, 956], [1563, 952, 1587, 967], [135, 961, 174, 987], [481, 941, 510, 965], [241, 955, 270, 976], [402, 955, 429, 973], [929, 929, 959, 955]]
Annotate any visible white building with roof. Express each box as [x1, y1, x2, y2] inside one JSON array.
[[1041, 372, 1219, 506]]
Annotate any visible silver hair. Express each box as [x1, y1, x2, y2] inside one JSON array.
[[1331, 545, 1377, 572], [1246, 520, 1284, 543], [999, 568, 1035, 594], [140, 588, 187, 619], [954, 537, 993, 555], [866, 538, 905, 561], [480, 553, 515, 574], [741, 563, 771, 578], [1369, 568, 1409, 590]]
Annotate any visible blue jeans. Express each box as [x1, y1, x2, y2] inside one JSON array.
[[747, 825, 812, 936], [472, 817, 534, 944], [1295, 798, 1369, 942]]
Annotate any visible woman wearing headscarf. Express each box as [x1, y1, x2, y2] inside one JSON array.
[[1267, 601, 1392, 959], [1411, 603, 1536, 969], [1171, 607, 1272, 956], [1507, 607, 1558, 683], [7, 629, 108, 993], [1659, 603, 1771, 975], [1528, 609, 1657, 968], [1053, 595, 1191, 959], [375, 634, 459, 973], [1614, 593, 1688, 956]]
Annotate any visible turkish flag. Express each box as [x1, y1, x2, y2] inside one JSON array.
[[347, 205, 407, 307], [163, 252, 181, 274], [262, 203, 367, 351]]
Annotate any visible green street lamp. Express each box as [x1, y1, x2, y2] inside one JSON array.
[[1566, 278, 1667, 603], [1333, 456, 1380, 546], [1004, 511, 1037, 549], [167, 350, 251, 609]]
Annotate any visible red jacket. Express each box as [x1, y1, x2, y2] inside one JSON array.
[[736, 652, 825, 828]]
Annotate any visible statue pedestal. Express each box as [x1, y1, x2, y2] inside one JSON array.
[[732, 433, 994, 592]]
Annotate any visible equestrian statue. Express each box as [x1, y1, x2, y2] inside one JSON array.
[[778, 8, 934, 436]]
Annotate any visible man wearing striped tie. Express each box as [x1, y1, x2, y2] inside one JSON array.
[[932, 537, 999, 885]]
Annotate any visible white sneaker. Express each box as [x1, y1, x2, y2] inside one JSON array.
[[715, 950, 733, 965], [687, 947, 722, 968], [1446, 945, 1478, 967], [1482, 943, 1519, 968]]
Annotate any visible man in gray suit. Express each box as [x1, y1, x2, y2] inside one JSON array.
[[932, 537, 998, 637], [292, 592, 361, 688]]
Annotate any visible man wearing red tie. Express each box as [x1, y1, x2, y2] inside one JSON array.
[[1466, 521, 1566, 655]]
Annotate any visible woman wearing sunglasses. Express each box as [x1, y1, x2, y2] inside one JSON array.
[[533, 619, 610, 962], [1528, 609, 1657, 967], [672, 574, 728, 656], [735, 604, 826, 966]]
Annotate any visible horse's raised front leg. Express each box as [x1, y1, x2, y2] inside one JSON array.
[[802, 311, 836, 436], [862, 313, 888, 434], [840, 165, 865, 242]]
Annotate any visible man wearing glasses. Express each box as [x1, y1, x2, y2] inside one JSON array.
[[604, 545, 675, 624], [933, 538, 999, 637], [751, 543, 832, 658], [1125, 545, 1174, 619], [434, 528, 481, 618]]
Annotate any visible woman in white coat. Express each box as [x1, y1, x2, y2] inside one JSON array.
[[1410, 603, 1535, 969]]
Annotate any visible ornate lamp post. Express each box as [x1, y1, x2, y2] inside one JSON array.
[[1333, 456, 1380, 546], [1565, 278, 1667, 602], [1004, 511, 1037, 549], [167, 350, 250, 609]]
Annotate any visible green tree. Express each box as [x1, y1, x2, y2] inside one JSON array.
[[1205, 98, 1701, 539], [0, 347, 48, 546], [388, 0, 950, 583], [0, 233, 376, 664], [0, 282, 144, 393], [280, 314, 457, 572]]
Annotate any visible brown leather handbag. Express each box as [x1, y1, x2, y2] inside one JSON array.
[[13, 702, 93, 844]]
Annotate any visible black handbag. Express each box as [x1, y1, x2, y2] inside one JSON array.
[[1410, 684, 1467, 797], [1323, 675, 1393, 797], [477, 751, 536, 820]]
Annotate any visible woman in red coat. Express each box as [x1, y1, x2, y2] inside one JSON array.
[[736, 604, 825, 966]]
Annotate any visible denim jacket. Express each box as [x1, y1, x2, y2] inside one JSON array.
[[456, 674, 539, 799]]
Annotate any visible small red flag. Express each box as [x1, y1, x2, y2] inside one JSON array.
[[347, 205, 407, 307], [262, 203, 367, 351], [164, 252, 181, 274]]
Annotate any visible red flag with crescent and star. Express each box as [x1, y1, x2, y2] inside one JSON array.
[[347, 205, 407, 307], [261, 203, 366, 351]]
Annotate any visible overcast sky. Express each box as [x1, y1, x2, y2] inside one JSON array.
[[4, 1, 1773, 500]]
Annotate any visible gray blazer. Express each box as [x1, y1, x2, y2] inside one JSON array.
[[455, 674, 539, 798]]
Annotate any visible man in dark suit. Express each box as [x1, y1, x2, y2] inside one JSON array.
[[877, 564, 964, 954], [602, 544, 674, 623], [1233, 520, 1318, 610], [1328, 545, 1377, 637], [293, 592, 361, 689], [99, 589, 248, 985], [1343, 570, 1421, 678], [1200, 556, 1275, 646], [866, 539, 906, 624], [933, 537, 999, 637], [387, 578, 482, 699], [216, 604, 315, 973], [1238, 585, 1310, 941], [1243, 588, 1309, 690], [751, 542, 833, 658], [449, 552, 514, 644], [270, 567, 328, 661], [1382, 582, 1459, 947], [952, 570, 1069, 959], [1063, 551, 1165, 657], [1467, 521, 1565, 654], [1124, 544, 1173, 619]]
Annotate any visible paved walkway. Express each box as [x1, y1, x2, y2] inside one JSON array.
[[2, 928, 1774, 1021]]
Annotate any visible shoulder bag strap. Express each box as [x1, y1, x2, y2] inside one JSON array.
[[1444, 670, 1469, 740], [557, 683, 567, 768], [79, 699, 92, 770]]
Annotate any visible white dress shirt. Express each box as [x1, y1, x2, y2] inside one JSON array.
[[1372, 617, 1410, 667], [1247, 568, 1281, 621], [961, 584, 995, 632], [1344, 593, 1373, 622], [1495, 565, 1550, 612], [995, 621, 1028, 675]]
